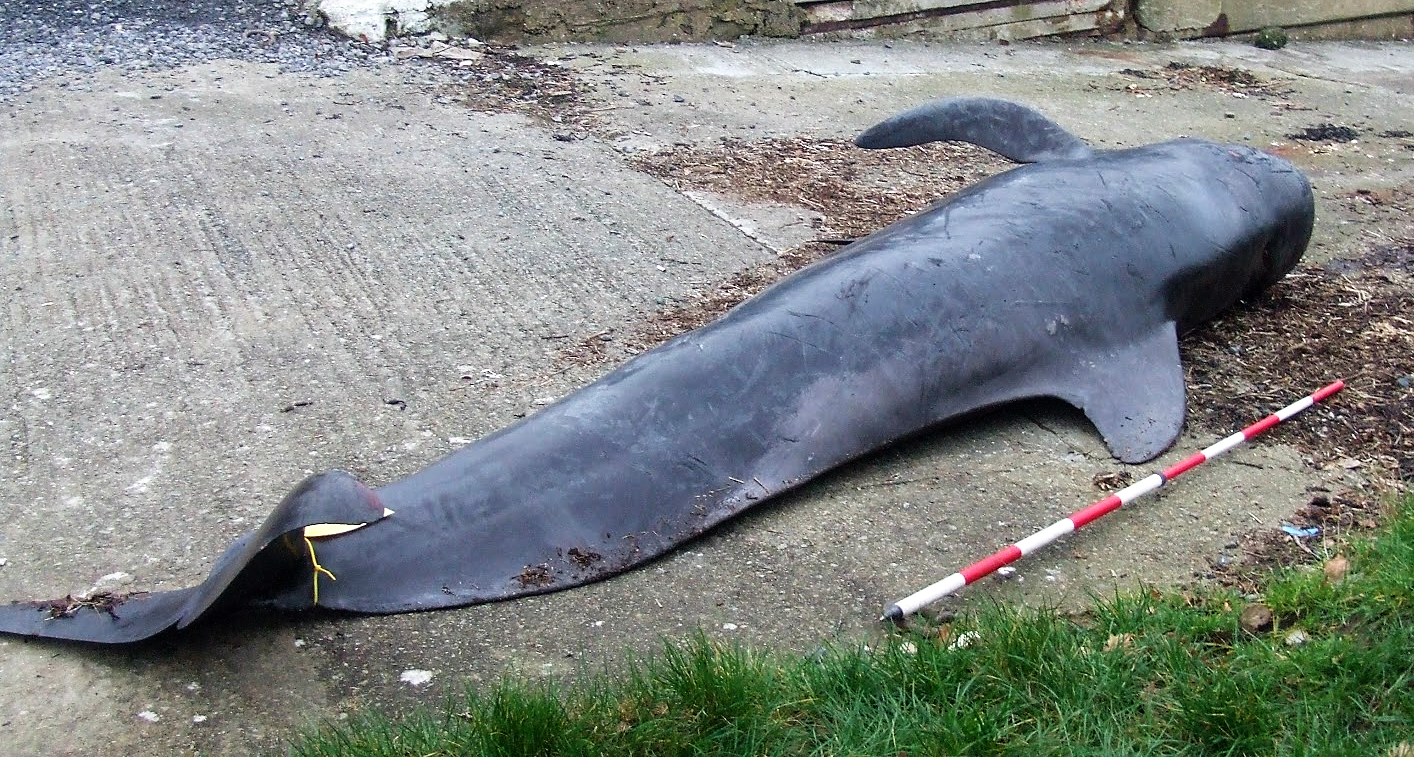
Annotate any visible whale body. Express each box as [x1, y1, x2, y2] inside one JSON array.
[[0, 98, 1314, 643]]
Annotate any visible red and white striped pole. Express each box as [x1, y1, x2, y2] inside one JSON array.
[[883, 379, 1345, 622]]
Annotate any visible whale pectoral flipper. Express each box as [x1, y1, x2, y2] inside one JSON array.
[[855, 96, 1094, 164], [1053, 322, 1187, 464]]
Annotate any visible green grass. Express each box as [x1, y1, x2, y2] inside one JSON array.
[[283, 496, 1414, 757]]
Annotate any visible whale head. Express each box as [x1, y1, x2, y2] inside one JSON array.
[[1229, 144, 1315, 298], [1163, 141, 1315, 331]]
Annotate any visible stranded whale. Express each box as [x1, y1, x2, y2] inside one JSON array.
[[0, 97, 1314, 643]]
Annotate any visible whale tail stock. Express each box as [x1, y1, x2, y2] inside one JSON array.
[[855, 96, 1094, 164]]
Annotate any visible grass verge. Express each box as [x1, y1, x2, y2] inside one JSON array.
[[283, 496, 1414, 757]]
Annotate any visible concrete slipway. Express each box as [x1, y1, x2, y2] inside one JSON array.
[[1, 34, 1411, 756]]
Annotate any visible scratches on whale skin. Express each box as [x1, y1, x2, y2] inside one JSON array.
[[787, 309, 843, 331], [866, 264, 911, 291], [765, 330, 831, 355]]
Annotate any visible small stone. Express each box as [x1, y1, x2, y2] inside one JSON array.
[[1240, 603, 1273, 633], [1103, 633, 1134, 652], [90, 572, 134, 594], [947, 631, 980, 650], [436, 47, 482, 62], [1284, 629, 1309, 646], [1324, 555, 1350, 584], [399, 669, 433, 687], [138, 711, 160, 723]]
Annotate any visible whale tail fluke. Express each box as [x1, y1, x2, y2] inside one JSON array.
[[855, 97, 1093, 164], [0, 470, 391, 643]]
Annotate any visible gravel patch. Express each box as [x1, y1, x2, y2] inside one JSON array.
[[0, 0, 398, 103]]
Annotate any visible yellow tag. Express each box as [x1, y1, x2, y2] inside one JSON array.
[[302, 508, 395, 539]]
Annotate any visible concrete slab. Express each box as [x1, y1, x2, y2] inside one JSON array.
[[1, 35, 1409, 757]]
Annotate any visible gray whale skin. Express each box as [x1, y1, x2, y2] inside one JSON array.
[[0, 97, 1314, 643]]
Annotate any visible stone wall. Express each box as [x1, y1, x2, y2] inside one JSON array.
[[313, 0, 1414, 43], [429, 0, 805, 43], [1137, 0, 1414, 37]]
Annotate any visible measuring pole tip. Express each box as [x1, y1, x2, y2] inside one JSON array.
[[881, 605, 905, 624]]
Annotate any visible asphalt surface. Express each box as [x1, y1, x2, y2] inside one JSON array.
[[1, 3, 1411, 755]]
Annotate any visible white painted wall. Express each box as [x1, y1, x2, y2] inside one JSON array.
[[315, 0, 448, 40]]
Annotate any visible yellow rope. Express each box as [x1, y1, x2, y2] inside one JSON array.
[[304, 536, 337, 605]]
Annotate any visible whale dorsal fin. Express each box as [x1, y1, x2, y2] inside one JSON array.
[[855, 97, 1094, 164]]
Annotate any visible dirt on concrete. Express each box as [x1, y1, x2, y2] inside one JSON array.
[[1114, 60, 1292, 95], [1, 35, 1412, 757]]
